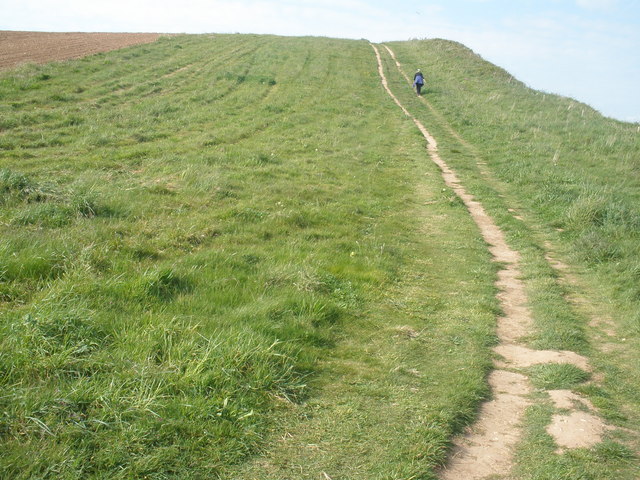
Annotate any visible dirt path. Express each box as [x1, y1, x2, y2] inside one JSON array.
[[371, 44, 609, 479]]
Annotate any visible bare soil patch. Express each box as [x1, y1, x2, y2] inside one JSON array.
[[442, 371, 531, 480], [494, 344, 591, 371], [0, 31, 161, 69], [547, 411, 612, 451], [548, 389, 595, 410]]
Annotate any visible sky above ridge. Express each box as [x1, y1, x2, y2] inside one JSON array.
[[2, 0, 639, 122]]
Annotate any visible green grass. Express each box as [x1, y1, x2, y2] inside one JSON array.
[[528, 363, 590, 391], [226, 143, 498, 479], [0, 35, 498, 479], [2, 33, 639, 479], [383, 39, 640, 479]]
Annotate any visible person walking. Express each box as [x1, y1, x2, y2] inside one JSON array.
[[413, 69, 424, 96]]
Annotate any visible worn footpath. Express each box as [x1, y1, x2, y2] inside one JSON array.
[[372, 43, 611, 480]]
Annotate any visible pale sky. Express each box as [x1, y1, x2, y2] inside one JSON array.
[[2, 0, 639, 122]]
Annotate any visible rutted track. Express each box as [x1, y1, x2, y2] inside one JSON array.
[[372, 43, 607, 479]]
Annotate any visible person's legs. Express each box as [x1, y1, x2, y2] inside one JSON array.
[[416, 83, 422, 95]]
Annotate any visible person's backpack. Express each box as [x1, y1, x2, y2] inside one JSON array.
[[415, 74, 424, 85]]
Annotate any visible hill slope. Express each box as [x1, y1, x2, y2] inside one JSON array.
[[0, 34, 638, 479], [383, 39, 640, 479]]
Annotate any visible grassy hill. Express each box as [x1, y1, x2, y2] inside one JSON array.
[[0, 34, 638, 479]]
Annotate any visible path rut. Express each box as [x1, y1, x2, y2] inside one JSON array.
[[371, 43, 608, 479]]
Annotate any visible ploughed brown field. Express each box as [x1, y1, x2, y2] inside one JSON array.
[[0, 31, 161, 69]]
